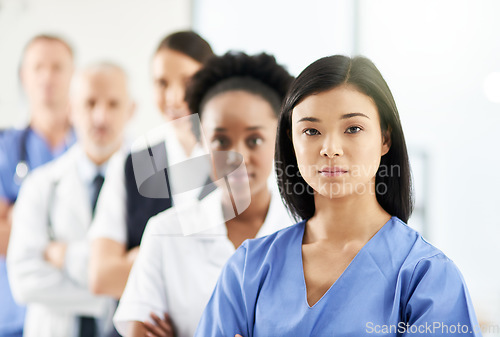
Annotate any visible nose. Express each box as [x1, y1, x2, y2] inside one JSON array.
[[237, 142, 252, 164], [164, 83, 184, 108], [319, 135, 343, 158], [225, 151, 240, 167], [38, 67, 55, 86], [225, 141, 251, 170], [92, 103, 109, 126]]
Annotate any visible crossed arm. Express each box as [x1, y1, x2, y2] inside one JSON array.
[[0, 199, 13, 256], [89, 238, 139, 299], [7, 179, 106, 314]]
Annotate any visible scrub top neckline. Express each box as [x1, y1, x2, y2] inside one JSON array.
[[29, 126, 75, 156], [299, 216, 396, 309]]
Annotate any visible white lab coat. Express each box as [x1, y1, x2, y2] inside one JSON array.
[[113, 185, 295, 337], [7, 145, 115, 337]]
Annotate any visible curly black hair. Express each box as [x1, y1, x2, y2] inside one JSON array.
[[186, 51, 294, 118]]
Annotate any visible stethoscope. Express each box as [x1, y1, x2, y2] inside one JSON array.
[[13, 126, 31, 185], [12, 125, 59, 239]]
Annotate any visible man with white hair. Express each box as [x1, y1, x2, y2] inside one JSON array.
[[7, 62, 135, 337]]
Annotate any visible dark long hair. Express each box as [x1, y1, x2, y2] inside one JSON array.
[[155, 31, 214, 64], [275, 55, 413, 223]]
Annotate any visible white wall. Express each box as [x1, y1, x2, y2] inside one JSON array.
[[193, 0, 355, 76], [194, 0, 500, 331], [357, 0, 500, 327], [0, 0, 192, 137]]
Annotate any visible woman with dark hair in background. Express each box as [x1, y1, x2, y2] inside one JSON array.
[[195, 55, 481, 336], [88, 31, 214, 328], [112, 52, 295, 337]]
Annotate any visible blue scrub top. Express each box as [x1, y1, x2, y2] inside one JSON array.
[[195, 217, 482, 337], [0, 127, 75, 337]]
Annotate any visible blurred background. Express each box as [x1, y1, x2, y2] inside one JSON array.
[[1, 0, 499, 334]]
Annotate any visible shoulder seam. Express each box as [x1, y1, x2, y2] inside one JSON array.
[[402, 252, 447, 318]]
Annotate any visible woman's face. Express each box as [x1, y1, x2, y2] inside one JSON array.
[[201, 90, 277, 198], [152, 48, 202, 120], [291, 85, 390, 199]]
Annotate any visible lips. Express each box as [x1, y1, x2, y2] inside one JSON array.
[[165, 108, 189, 119], [228, 172, 254, 180], [93, 128, 109, 138], [319, 166, 348, 177]]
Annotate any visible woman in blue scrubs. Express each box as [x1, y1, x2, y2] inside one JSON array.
[[194, 55, 482, 337]]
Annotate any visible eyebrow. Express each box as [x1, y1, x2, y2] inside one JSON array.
[[214, 126, 264, 132], [342, 112, 370, 120], [296, 117, 321, 123], [296, 112, 370, 123]]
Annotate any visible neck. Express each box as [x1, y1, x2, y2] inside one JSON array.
[[179, 133, 197, 157], [30, 103, 71, 149], [171, 117, 198, 157], [240, 186, 272, 222], [85, 151, 112, 167], [223, 185, 271, 224], [306, 183, 391, 245], [84, 141, 122, 167]]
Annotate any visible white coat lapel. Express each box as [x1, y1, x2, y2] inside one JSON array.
[[50, 154, 92, 241]]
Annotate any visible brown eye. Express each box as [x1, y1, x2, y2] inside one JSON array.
[[86, 99, 96, 109], [211, 136, 230, 150], [156, 79, 167, 88], [109, 100, 119, 109], [246, 136, 263, 149], [345, 126, 362, 134], [304, 128, 320, 136]]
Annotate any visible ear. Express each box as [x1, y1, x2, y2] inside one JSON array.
[[19, 66, 26, 87], [128, 101, 136, 121], [381, 126, 391, 156], [68, 102, 76, 126]]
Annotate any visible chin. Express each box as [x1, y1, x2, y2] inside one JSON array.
[[322, 182, 376, 199], [164, 110, 189, 121], [250, 181, 270, 197], [93, 142, 118, 156], [309, 181, 345, 198], [40, 96, 59, 107], [228, 182, 251, 196], [161, 114, 174, 122]]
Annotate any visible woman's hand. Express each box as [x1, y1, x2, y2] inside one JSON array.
[[235, 335, 244, 337], [143, 312, 175, 337]]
